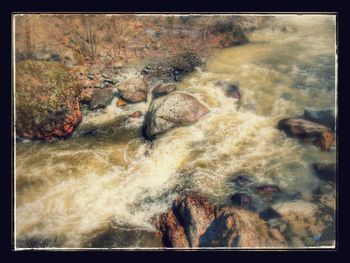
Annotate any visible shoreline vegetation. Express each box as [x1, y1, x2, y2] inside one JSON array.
[[14, 14, 336, 249]]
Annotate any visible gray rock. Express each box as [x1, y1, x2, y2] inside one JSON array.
[[143, 92, 209, 139], [117, 77, 148, 103], [88, 88, 115, 110]]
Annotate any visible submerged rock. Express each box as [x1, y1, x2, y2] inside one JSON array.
[[15, 60, 82, 141], [117, 77, 149, 103], [154, 193, 287, 248], [88, 88, 115, 110], [312, 163, 336, 183], [143, 92, 209, 140], [303, 109, 335, 130], [152, 83, 177, 98]]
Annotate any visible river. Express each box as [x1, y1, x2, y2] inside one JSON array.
[[15, 15, 336, 248]]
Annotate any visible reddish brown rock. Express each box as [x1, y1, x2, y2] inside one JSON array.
[[154, 193, 287, 248], [129, 111, 143, 118], [278, 118, 332, 151], [116, 98, 127, 107]]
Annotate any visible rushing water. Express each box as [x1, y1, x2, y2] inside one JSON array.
[[15, 16, 336, 248]]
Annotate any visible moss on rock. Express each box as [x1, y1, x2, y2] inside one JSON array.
[[16, 60, 82, 141]]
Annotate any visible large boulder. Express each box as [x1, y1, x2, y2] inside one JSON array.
[[154, 193, 287, 248], [143, 92, 209, 140], [15, 60, 82, 141], [88, 88, 115, 110], [117, 77, 149, 103], [277, 118, 334, 151]]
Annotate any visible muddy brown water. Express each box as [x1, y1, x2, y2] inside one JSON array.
[[15, 16, 336, 248]]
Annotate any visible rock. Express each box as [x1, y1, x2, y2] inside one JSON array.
[[34, 51, 61, 62], [230, 193, 252, 207], [79, 88, 94, 104], [278, 118, 329, 138], [117, 78, 148, 103], [102, 73, 109, 79], [87, 74, 94, 80], [154, 207, 189, 247], [116, 98, 127, 107], [113, 63, 123, 69], [312, 163, 336, 182], [143, 92, 209, 140], [226, 84, 240, 100], [271, 200, 329, 244], [129, 111, 143, 118], [155, 193, 287, 248], [259, 207, 282, 221], [15, 60, 82, 141], [278, 118, 333, 151], [303, 109, 335, 130], [62, 50, 78, 68], [152, 83, 177, 98], [141, 51, 202, 82], [88, 88, 115, 110]]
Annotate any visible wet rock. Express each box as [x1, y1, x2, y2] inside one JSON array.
[[226, 84, 241, 100], [79, 88, 94, 104], [278, 118, 329, 138], [129, 111, 143, 118], [143, 92, 209, 140], [278, 118, 333, 151], [116, 98, 127, 107], [117, 77, 148, 103], [231, 193, 252, 207], [312, 163, 336, 182], [152, 83, 177, 98], [303, 109, 335, 130], [259, 207, 281, 221], [15, 60, 82, 141], [89, 88, 115, 110], [155, 193, 287, 248]]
